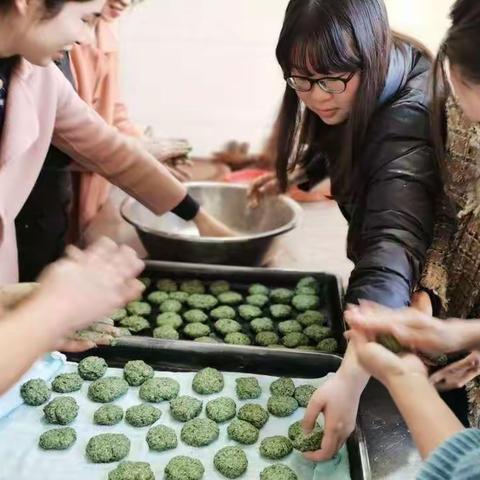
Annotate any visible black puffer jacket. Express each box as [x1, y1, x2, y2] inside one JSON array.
[[301, 43, 440, 308]]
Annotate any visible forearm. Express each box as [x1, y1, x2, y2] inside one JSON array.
[[339, 342, 370, 392], [386, 374, 464, 459], [450, 319, 480, 352]]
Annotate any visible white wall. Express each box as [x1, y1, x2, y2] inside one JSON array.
[[119, 0, 454, 156]]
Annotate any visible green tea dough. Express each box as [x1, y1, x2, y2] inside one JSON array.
[[270, 304, 292, 320], [304, 325, 332, 342], [180, 279, 205, 294], [214, 318, 242, 336], [108, 462, 155, 480], [183, 309, 209, 323], [294, 385, 316, 407], [235, 377, 261, 400], [125, 404, 162, 427], [146, 424, 178, 452], [249, 283, 269, 296], [270, 378, 295, 397], [88, 377, 129, 403], [267, 395, 299, 417], [206, 397, 237, 423], [78, 356, 108, 381], [214, 446, 248, 479], [126, 301, 151, 316], [237, 403, 269, 429], [218, 291, 243, 306], [317, 338, 338, 353], [250, 317, 274, 333], [119, 315, 150, 333], [291, 294, 319, 312], [180, 417, 219, 447], [270, 288, 294, 304], [123, 360, 154, 386], [110, 309, 127, 322], [184, 322, 211, 339], [94, 405, 124, 426], [20, 379, 51, 406], [224, 332, 251, 345], [278, 320, 302, 335], [187, 294, 218, 310], [43, 396, 79, 425], [227, 419, 259, 445], [139, 277, 152, 288], [165, 456, 204, 480], [210, 305, 236, 320], [282, 332, 309, 348], [170, 395, 203, 422], [296, 310, 325, 327], [194, 336, 219, 343], [156, 279, 178, 293], [296, 287, 317, 295], [255, 331, 280, 346], [192, 368, 224, 394], [291, 427, 323, 452], [140, 377, 180, 402], [153, 325, 180, 340], [169, 291, 190, 303], [238, 304, 262, 321], [246, 294, 269, 308], [209, 280, 231, 296], [86, 433, 130, 463], [39, 427, 76, 450], [156, 312, 183, 328], [260, 464, 297, 480], [296, 276, 320, 293], [260, 436, 293, 460], [159, 299, 183, 314], [51, 373, 83, 394], [147, 291, 169, 305]]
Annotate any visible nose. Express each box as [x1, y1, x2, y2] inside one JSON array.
[[308, 83, 334, 103]]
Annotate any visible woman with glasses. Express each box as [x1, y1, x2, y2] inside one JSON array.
[[249, 0, 440, 462]]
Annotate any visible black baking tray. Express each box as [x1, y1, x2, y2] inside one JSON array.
[[67, 343, 370, 480], [116, 260, 347, 355]]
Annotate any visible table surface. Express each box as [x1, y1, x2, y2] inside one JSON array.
[[86, 188, 421, 480]]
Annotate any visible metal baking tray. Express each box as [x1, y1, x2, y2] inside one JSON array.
[[67, 343, 370, 480], [115, 260, 347, 356]]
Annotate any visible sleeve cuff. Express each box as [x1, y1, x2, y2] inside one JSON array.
[[171, 193, 200, 221]]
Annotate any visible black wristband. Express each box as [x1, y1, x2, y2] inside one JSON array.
[[171, 193, 200, 221]]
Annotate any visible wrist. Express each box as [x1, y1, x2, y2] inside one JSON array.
[[385, 371, 430, 393]]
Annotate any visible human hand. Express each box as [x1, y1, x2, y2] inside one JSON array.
[[411, 290, 433, 315], [430, 351, 480, 391], [193, 208, 236, 237]]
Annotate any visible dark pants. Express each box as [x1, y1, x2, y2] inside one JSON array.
[[441, 387, 470, 427]]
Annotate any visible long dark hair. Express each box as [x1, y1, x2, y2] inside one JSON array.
[[431, 0, 480, 172], [274, 0, 407, 199]]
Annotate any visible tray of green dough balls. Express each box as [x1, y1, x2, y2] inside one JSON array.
[[0, 356, 369, 480], [108, 261, 345, 358]]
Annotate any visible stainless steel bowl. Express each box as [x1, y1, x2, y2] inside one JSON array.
[[120, 182, 302, 266]]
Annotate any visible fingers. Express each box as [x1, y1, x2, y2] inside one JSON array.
[[56, 338, 96, 353], [302, 391, 325, 433], [304, 430, 342, 462]]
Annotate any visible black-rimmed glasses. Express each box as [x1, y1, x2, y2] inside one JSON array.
[[285, 71, 356, 94]]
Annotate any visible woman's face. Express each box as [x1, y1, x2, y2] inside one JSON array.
[[292, 69, 361, 125], [13, 0, 105, 66], [103, 0, 132, 19], [448, 63, 480, 123]]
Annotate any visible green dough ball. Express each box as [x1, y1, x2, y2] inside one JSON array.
[[260, 464, 297, 480], [317, 338, 339, 353], [238, 304, 262, 321], [43, 396, 79, 425], [183, 309, 209, 323], [180, 279, 205, 294], [214, 319, 242, 336], [206, 397, 237, 423], [192, 368, 224, 395], [209, 280, 231, 296], [125, 404, 162, 427], [294, 385, 316, 407], [153, 325, 180, 340], [159, 299, 183, 314], [270, 288, 294, 304], [169, 291, 190, 303], [236, 377, 261, 400], [86, 433, 130, 463], [260, 436, 293, 460], [194, 336, 219, 343], [291, 294, 319, 312], [214, 446, 248, 479], [51, 373, 83, 394], [184, 322, 211, 339], [278, 320, 302, 335], [288, 420, 303, 441], [108, 462, 155, 480], [94, 405, 124, 426], [270, 304, 292, 320], [116, 328, 132, 337], [181, 417, 219, 447], [246, 294, 269, 308], [140, 377, 180, 402], [139, 277, 152, 288], [110, 309, 127, 322], [270, 378, 295, 397], [119, 316, 150, 333], [187, 294, 218, 310], [170, 395, 203, 422], [296, 310, 325, 327], [146, 425, 178, 452], [297, 276, 320, 293], [218, 291, 244, 306], [249, 283, 270, 296], [88, 377, 129, 403], [267, 395, 299, 417], [39, 427, 76, 450], [250, 317, 274, 333], [282, 332, 309, 348], [123, 360, 154, 386], [20, 379, 51, 406], [296, 286, 317, 295], [210, 305, 236, 320], [147, 291, 169, 305], [237, 403, 269, 429], [127, 301, 151, 316], [304, 325, 332, 342], [256, 332, 280, 346], [78, 356, 108, 381], [156, 312, 183, 328], [156, 279, 178, 293], [291, 427, 323, 452], [378, 334, 404, 353], [227, 419, 259, 445], [224, 332, 251, 345], [165, 456, 204, 480], [295, 346, 317, 352]]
